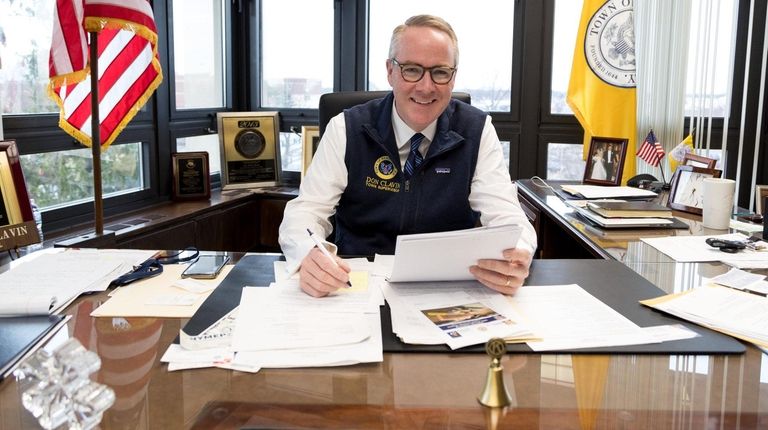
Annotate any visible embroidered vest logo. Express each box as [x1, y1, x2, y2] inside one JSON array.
[[365, 156, 400, 193]]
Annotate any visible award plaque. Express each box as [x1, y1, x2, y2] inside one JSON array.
[[171, 152, 211, 200], [217, 112, 281, 189]]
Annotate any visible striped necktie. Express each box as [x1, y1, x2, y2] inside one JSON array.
[[403, 133, 425, 179]]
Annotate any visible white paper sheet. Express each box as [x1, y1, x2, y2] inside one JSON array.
[[513, 284, 658, 351], [388, 224, 522, 282], [642, 233, 768, 263], [231, 287, 371, 352]]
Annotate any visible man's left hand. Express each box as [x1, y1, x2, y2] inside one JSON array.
[[470, 248, 532, 295]]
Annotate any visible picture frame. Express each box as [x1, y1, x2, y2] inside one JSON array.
[[755, 185, 768, 215], [301, 125, 320, 178], [667, 165, 722, 215], [582, 137, 628, 186], [217, 112, 281, 189], [0, 140, 34, 225], [171, 152, 211, 201], [682, 153, 717, 169], [0, 140, 40, 250]]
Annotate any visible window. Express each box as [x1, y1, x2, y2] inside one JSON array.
[[684, 0, 736, 117], [0, 0, 57, 114], [21, 143, 144, 210], [260, 0, 333, 109], [550, 0, 583, 115], [547, 143, 585, 180], [176, 135, 222, 175], [368, 0, 515, 113], [171, 0, 227, 110]]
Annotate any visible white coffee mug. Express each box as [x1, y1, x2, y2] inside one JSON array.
[[702, 178, 736, 229]]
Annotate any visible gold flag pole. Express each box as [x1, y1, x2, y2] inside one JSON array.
[[89, 31, 104, 235]]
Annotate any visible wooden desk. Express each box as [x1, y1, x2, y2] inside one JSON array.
[[1, 262, 766, 429], [1, 184, 767, 429], [516, 179, 730, 261]]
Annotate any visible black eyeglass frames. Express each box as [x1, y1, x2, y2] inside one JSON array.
[[390, 58, 456, 85]]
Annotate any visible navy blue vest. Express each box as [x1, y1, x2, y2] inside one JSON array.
[[334, 92, 485, 255]]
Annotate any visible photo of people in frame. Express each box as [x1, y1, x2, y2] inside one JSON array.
[[583, 138, 628, 186]]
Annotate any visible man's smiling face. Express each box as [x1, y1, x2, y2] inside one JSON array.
[[387, 26, 457, 132]]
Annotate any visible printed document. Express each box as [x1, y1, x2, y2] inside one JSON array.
[[0, 248, 155, 316], [642, 233, 768, 263], [513, 284, 659, 351], [388, 224, 522, 282]]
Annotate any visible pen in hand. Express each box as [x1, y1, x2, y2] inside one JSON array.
[[307, 228, 352, 287]]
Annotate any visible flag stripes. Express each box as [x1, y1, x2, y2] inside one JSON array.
[[636, 131, 665, 167], [48, 0, 162, 149]]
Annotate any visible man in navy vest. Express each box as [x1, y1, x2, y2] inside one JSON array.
[[279, 15, 537, 297]]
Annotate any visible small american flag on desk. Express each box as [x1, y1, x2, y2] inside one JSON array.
[[636, 130, 665, 167]]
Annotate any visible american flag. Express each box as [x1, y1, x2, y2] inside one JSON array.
[[636, 130, 664, 167], [48, 0, 162, 149]]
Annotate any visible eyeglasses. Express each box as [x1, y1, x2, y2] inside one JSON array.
[[390, 58, 456, 85]]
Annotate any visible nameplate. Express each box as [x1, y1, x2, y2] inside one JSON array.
[[0, 221, 40, 251]]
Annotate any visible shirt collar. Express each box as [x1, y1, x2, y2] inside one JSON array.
[[391, 100, 437, 148]]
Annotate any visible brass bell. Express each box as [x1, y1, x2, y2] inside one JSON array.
[[477, 337, 512, 408]]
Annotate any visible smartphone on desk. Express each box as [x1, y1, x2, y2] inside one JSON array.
[[181, 254, 229, 279]]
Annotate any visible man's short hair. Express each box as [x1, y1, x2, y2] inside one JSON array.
[[388, 15, 459, 65]]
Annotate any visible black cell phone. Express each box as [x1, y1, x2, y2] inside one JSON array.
[[181, 254, 230, 279]]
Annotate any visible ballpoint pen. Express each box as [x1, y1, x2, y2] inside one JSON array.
[[307, 228, 352, 287]]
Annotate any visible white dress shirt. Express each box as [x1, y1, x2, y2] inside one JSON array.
[[279, 102, 537, 272]]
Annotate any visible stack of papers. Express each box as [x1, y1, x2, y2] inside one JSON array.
[[642, 285, 768, 348], [162, 258, 385, 372], [642, 233, 768, 265], [382, 279, 534, 349], [0, 249, 156, 316], [561, 185, 658, 199], [388, 224, 521, 282]]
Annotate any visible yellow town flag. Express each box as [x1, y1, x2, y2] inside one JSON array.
[[567, 0, 637, 184]]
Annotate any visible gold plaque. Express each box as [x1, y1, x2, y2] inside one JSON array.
[[217, 112, 281, 189]]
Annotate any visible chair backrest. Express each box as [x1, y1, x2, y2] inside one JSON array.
[[318, 91, 471, 136]]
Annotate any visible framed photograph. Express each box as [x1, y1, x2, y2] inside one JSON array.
[[0, 140, 34, 225], [667, 165, 722, 214], [171, 152, 211, 200], [0, 140, 40, 250], [582, 137, 628, 186], [217, 112, 281, 189], [682, 153, 717, 169], [301, 126, 320, 178], [756, 185, 768, 215]]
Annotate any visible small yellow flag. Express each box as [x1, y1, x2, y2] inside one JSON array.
[[567, 0, 637, 184], [668, 133, 694, 173]]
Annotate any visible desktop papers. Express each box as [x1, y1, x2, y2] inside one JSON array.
[[90, 264, 234, 318], [512, 284, 669, 351], [642, 285, 768, 347], [642, 233, 768, 264], [560, 185, 658, 199], [382, 280, 534, 349], [388, 224, 522, 282], [0, 249, 156, 316], [230, 281, 382, 369]]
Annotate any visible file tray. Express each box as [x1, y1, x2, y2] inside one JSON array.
[[382, 260, 745, 354]]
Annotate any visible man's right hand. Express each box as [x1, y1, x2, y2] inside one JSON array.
[[299, 247, 351, 297]]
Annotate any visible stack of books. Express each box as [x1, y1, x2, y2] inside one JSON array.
[[585, 201, 673, 218], [574, 200, 679, 229]]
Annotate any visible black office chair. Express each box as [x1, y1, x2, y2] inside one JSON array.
[[317, 91, 472, 136]]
